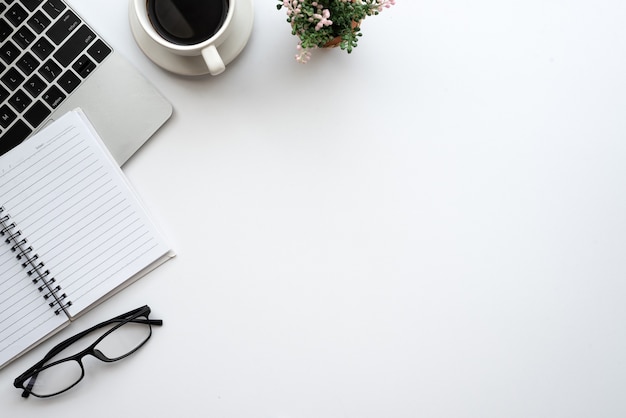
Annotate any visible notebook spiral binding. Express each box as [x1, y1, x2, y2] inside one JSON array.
[[0, 206, 72, 315]]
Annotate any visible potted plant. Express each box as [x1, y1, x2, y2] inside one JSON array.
[[277, 0, 396, 63]]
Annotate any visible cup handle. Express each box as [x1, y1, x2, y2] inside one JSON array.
[[201, 44, 225, 76]]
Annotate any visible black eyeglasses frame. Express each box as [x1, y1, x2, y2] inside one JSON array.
[[14, 305, 162, 398]]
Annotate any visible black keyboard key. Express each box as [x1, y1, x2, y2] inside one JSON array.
[[0, 18, 12, 42], [9, 90, 32, 113], [46, 9, 80, 45], [31, 37, 54, 59], [39, 59, 61, 82], [42, 85, 65, 108], [0, 41, 21, 65], [0, 120, 32, 155], [72, 54, 96, 78], [0, 4, 6, 14], [6, 3, 28, 26], [1, 68, 25, 90], [54, 25, 96, 67], [0, 105, 17, 128], [16, 52, 39, 76], [24, 100, 51, 127], [42, 0, 65, 19], [87, 39, 111, 63], [0, 85, 9, 102], [20, 0, 44, 12], [28, 10, 51, 34], [58, 70, 80, 93], [24, 74, 46, 97], [13, 25, 36, 48]]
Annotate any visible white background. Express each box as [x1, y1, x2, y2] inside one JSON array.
[[2, 0, 626, 417]]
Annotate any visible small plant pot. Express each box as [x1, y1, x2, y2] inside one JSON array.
[[322, 20, 360, 48]]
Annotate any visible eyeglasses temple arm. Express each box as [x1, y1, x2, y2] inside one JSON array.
[[21, 377, 36, 398], [36, 306, 160, 364]]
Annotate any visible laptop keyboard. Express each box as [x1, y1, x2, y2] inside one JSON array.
[[0, 0, 111, 155]]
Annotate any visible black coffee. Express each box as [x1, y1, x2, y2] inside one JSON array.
[[147, 0, 229, 45]]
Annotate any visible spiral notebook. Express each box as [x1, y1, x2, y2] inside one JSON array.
[[0, 109, 173, 369]]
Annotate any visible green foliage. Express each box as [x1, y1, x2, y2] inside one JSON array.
[[277, 0, 394, 61]]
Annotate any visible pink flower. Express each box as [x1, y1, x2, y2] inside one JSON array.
[[283, 0, 301, 16], [313, 9, 332, 31], [295, 42, 312, 63], [375, 0, 396, 11]]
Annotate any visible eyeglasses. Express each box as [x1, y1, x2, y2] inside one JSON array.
[[14, 305, 162, 398]]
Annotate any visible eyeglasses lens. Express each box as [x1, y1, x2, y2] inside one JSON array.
[[95, 318, 152, 360], [24, 360, 83, 397]]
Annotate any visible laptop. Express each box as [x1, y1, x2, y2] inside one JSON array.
[[0, 0, 172, 165]]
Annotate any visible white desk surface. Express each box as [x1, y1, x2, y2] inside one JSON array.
[[3, 0, 626, 416]]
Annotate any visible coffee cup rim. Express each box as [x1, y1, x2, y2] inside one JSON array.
[[133, 0, 236, 53]]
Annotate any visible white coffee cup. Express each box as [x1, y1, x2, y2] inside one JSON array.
[[130, 0, 235, 75]]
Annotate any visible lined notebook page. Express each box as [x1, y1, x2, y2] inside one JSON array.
[[0, 222, 68, 368], [0, 110, 171, 367]]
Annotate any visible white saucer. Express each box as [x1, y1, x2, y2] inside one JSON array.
[[129, 0, 254, 76]]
